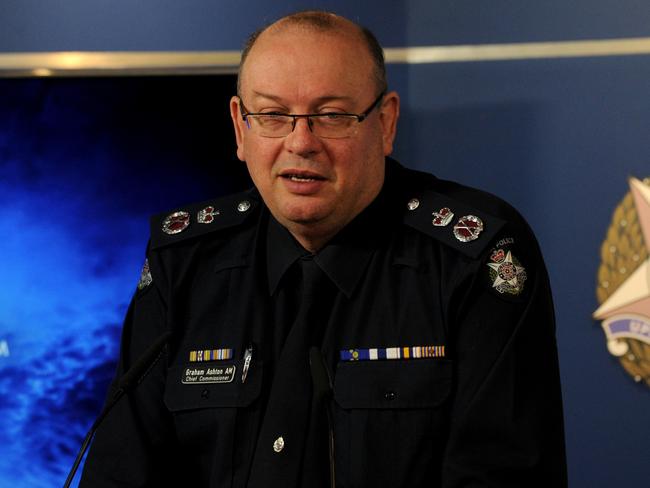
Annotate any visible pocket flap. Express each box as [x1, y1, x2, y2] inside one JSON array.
[[334, 359, 451, 409], [164, 359, 263, 411]]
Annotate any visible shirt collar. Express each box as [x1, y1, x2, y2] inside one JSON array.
[[266, 214, 309, 296]]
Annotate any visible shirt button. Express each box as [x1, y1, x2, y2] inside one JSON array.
[[407, 198, 420, 211], [273, 436, 285, 453], [384, 391, 397, 401]]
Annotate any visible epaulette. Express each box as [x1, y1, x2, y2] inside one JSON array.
[[402, 187, 506, 259], [150, 190, 259, 250]]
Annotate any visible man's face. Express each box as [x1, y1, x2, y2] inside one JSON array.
[[230, 25, 399, 249]]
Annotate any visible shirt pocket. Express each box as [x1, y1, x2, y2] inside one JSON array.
[[333, 359, 452, 488], [163, 359, 263, 487]]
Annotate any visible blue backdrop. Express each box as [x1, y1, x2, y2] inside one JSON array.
[[0, 76, 250, 487], [1, 2, 649, 487]]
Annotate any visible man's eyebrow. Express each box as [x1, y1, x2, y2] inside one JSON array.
[[249, 92, 284, 103]]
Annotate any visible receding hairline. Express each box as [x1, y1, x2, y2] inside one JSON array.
[[270, 11, 363, 36], [237, 11, 387, 95]]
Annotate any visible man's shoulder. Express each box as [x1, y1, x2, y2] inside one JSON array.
[[149, 188, 261, 251], [394, 163, 531, 259]]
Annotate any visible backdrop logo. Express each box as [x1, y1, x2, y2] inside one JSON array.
[[594, 177, 650, 387]]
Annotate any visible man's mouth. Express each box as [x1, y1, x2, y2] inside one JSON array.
[[280, 172, 325, 182]]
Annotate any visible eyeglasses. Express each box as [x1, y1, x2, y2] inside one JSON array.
[[239, 92, 385, 139]]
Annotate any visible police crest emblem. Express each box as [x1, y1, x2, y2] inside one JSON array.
[[593, 177, 650, 387], [487, 248, 527, 295]]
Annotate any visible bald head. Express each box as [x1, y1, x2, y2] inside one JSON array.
[[237, 11, 387, 95]]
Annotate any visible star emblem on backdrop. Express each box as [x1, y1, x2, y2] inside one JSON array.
[[594, 177, 650, 386]]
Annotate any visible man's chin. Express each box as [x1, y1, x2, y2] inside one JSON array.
[[283, 212, 328, 227], [273, 207, 336, 238], [276, 201, 331, 227]]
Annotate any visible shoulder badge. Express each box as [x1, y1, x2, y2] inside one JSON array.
[[486, 244, 527, 296], [403, 188, 506, 259], [150, 191, 259, 250], [137, 258, 153, 290], [481, 236, 528, 299]]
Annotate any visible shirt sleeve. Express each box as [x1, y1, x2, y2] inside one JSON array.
[[441, 222, 567, 488]]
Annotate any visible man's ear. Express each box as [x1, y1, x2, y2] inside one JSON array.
[[378, 91, 400, 156], [230, 96, 247, 162]]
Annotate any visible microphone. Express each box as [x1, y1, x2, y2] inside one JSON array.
[[62, 331, 172, 488]]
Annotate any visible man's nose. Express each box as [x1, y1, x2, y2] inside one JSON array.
[[284, 117, 322, 155]]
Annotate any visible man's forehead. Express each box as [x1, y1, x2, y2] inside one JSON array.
[[239, 26, 374, 97], [250, 23, 365, 59]]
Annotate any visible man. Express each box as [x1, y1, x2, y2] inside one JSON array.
[[81, 11, 567, 488]]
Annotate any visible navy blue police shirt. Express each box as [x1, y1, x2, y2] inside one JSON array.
[[80, 158, 567, 487]]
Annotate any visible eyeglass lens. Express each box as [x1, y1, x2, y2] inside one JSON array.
[[248, 114, 358, 138]]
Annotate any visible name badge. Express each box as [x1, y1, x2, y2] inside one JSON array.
[[181, 364, 236, 384]]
